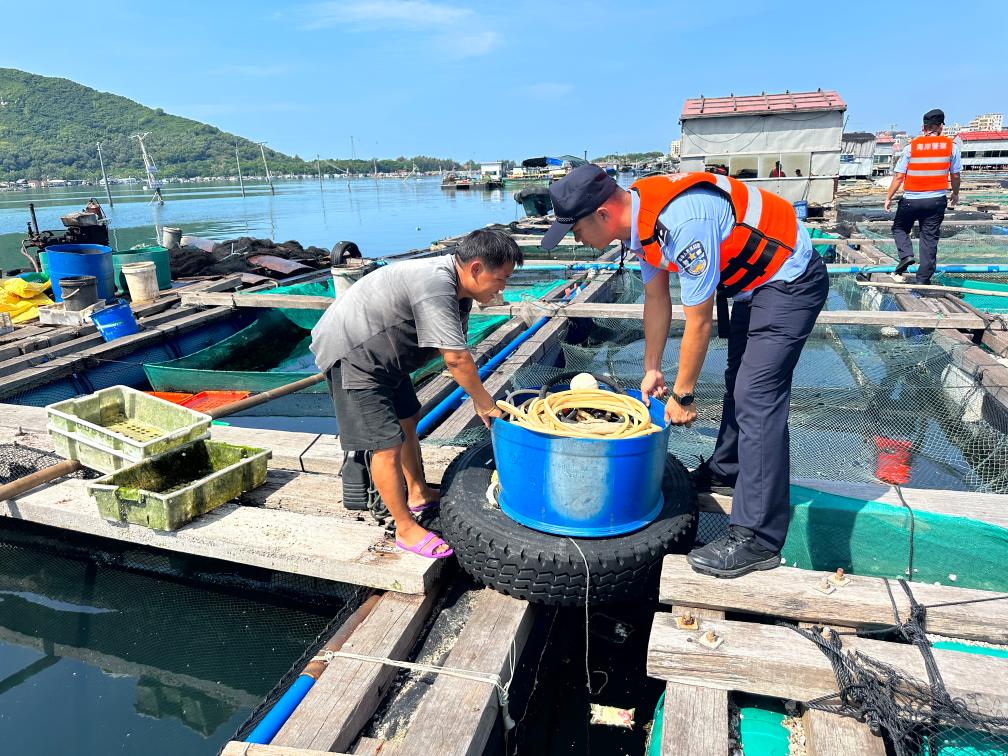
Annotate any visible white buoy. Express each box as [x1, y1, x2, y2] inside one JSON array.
[[569, 373, 600, 391]]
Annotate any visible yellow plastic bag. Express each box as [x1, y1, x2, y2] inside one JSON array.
[[1, 277, 53, 323]]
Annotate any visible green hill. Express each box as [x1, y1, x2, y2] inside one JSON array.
[[0, 68, 466, 181]]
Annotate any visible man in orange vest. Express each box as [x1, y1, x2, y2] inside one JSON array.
[[884, 109, 961, 286], [541, 165, 828, 578]]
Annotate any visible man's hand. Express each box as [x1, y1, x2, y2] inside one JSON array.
[[640, 369, 668, 406], [884, 197, 893, 212], [949, 192, 959, 209], [664, 399, 697, 427], [475, 403, 503, 429]]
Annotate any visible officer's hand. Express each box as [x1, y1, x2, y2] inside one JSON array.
[[884, 197, 892, 212], [640, 370, 668, 406], [665, 400, 697, 427], [949, 193, 959, 209], [476, 404, 503, 429]]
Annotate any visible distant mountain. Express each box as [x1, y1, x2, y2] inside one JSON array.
[[0, 68, 464, 181]]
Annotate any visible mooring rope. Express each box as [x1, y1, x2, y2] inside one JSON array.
[[315, 647, 517, 730]]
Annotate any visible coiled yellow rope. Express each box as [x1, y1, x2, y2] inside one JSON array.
[[496, 388, 660, 439]]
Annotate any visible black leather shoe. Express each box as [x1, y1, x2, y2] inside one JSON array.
[[689, 465, 735, 496], [687, 526, 781, 578], [893, 256, 915, 276]]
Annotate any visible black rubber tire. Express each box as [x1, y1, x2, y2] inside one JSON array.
[[438, 440, 698, 606]]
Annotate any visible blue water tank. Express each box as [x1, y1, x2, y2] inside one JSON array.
[[793, 200, 809, 221], [40, 244, 116, 303], [491, 390, 671, 537]]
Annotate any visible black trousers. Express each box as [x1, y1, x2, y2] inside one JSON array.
[[892, 195, 947, 284], [704, 254, 830, 551]]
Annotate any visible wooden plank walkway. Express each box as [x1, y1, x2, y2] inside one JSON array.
[[393, 589, 536, 756], [221, 744, 354, 756], [0, 476, 441, 593], [475, 301, 988, 329], [659, 556, 1008, 643], [274, 591, 439, 751], [647, 614, 1008, 714]]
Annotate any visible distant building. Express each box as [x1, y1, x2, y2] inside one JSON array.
[[873, 133, 896, 176], [678, 89, 845, 204], [840, 132, 876, 178], [959, 130, 1008, 170], [480, 161, 505, 179], [669, 139, 681, 159], [965, 113, 1004, 132]]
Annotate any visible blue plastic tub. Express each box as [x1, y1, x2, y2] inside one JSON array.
[[40, 244, 116, 303], [793, 200, 809, 220], [91, 300, 139, 341], [491, 390, 671, 537]]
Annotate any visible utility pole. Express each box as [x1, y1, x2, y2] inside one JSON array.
[[350, 135, 356, 160], [316, 153, 323, 191], [133, 132, 164, 205], [258, 142, 275, 195], [96, 141, 114, 208], [235, 140, 246, 198]]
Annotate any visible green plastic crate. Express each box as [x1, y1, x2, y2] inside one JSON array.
[[47, 386, 211, 474], [86, 440, 271, 531]]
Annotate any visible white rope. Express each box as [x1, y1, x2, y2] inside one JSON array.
[[313, 649, 517, 730]]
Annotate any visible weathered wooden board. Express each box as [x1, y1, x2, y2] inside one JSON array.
[[646, 615, 1008, 715], [474, 302, 986, 329], [274, 591, 438, 751], [799, 622, 886, 756], [220, 744, 354, 756], [1, 478, 441, 593], [659, 556, 1008, 644], [660, 606, 729, 756], [180, 292, 336, 310], [393, 590, 537, 756]]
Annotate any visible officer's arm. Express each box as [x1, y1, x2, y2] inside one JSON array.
[[674, 295, 714, 397], [642, 269, 672, 376]]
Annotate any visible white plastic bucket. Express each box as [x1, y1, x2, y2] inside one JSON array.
[[122, 261, 160, 303], [161, 226, 183, 249], [331, 267, 357, 296]]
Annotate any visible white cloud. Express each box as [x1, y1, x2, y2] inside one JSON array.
[[519, 82, 574, 99], [302, 0, 473, 30], [446, 31, 499, 58]]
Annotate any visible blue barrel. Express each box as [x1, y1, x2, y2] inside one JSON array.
[[40, 244, 116, 303], [491, 390, 671, 537], [793, 200, 809, 221], [90, 300, 139, 341]]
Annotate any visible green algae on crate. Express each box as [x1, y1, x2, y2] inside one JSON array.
[[87, 440, 270, 531]]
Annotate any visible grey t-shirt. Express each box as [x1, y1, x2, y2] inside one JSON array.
[[310, 255, 472, 388]]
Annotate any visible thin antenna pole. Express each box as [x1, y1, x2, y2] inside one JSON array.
[[235, 140, 246, 198], [258, 142, 275, 195], [316, 154, 323, 191], [133, 132, 164, 205], [96, 141, 114, 208]]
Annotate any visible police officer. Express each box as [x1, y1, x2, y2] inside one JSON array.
[[540, 165, 829, 578], [884, 109, 962, 285]]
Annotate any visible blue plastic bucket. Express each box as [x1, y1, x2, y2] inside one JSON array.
[[793, 200, 809, 220], [40, 244, 116, 303], [90, 300, 139, 341], [490, 389, 671, 537]]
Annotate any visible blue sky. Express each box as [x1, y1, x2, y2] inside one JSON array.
[[5, 0, 1006, 162]]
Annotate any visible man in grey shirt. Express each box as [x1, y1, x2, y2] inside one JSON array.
[[311, 229, 523, 559]]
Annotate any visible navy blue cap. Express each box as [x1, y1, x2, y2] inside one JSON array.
[[923, 108, 944, 125], [541, 164, 619, 250]]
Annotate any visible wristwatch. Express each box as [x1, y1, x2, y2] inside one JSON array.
[[672, 391, 695, 407]]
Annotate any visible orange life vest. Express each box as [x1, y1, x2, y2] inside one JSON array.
[[631, 173, 798, 297], [902, 135, 953, 192]]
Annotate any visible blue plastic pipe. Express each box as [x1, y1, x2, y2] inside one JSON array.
[[246, 674, 316, 744], [527, 262, 1008, 276], [415, 284, 582, 437]]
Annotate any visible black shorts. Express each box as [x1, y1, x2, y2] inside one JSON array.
[[326, 363, 421, 451]]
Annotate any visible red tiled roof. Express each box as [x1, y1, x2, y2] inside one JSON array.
[[681, 90, 845, 119], [876, 136, 895, 144], [959, 130, 1008, 141]]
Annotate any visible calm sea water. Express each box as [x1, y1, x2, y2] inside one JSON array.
[[0, 177, 525, 271]]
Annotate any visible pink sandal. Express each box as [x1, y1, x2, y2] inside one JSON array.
[[408, 499, 440, 515], [395, 532, 454, 560]]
